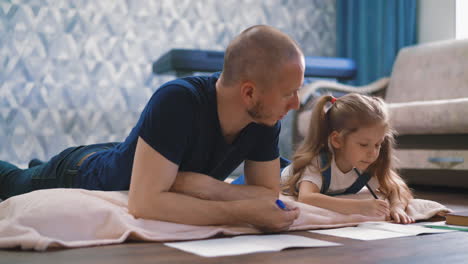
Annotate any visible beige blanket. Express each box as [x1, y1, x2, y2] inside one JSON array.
[[0, 189, 450, 251]]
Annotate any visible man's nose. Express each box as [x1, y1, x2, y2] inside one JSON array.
[[288, 92, 300, 110]]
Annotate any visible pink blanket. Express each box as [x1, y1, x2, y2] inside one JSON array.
[[0, 189, 450, 251]]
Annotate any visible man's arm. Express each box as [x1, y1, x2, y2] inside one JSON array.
[[169, 159, 280, 201], [243, 158, 281, 193], [170, 171, 277, 201], [128, 137, 299, 231]]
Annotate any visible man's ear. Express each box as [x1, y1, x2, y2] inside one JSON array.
[[329, 131, 342, 149], [240, 81, 256, 106]]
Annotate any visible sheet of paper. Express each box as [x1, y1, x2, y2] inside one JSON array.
[[310, 222, 454, 241], [359, 222, 454, 235], [164, 234, 341, 257], [310, 226, 412, 240]]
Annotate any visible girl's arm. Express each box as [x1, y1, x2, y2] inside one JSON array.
[[297, 181, 389, 217], [383, 172, 415, 224], [387, 192, 407, 209], [387, 192, 414, 224], [386, 171, 413, 209]]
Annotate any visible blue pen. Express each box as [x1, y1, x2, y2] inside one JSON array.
[[275, 199, 289, 211]]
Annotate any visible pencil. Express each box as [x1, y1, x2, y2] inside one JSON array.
[[366, 183, 379, 199]]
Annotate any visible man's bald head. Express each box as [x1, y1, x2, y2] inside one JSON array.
[[220, 25, 304, 89]]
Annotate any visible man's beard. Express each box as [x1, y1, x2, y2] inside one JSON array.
[[247, 100, 274, 126]]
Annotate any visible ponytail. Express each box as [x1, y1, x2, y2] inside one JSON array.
[[368, 131, 413, 206]]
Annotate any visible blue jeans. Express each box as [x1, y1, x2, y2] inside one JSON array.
[[231, 157, 291, 184], [0, 143, 118, 200]]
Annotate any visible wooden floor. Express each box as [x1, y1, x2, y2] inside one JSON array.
[[2, 185, 468, 264], [411, 185, 468, 212]]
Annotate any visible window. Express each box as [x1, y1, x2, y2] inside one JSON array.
[[456, 0, 468, 39]]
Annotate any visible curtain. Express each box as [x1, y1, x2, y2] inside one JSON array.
[[336, 0, 417, 85]]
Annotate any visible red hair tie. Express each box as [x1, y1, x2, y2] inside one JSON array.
[[330, 96, 337, 104]]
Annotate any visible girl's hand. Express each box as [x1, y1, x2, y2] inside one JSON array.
[[390, 206, 415, 224], [358, 199, 389, 217]]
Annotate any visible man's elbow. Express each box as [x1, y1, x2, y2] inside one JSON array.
[[128, 190, 172, 220], [128, 193, 158, 219], [128, 200, 146, 219]]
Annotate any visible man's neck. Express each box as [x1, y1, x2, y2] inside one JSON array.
[[215, 81, 251, 144]]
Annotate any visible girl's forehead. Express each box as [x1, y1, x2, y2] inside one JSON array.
[[350, 124, 387, 140]]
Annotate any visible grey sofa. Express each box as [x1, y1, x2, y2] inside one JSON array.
[[294, 39, 468, 189]]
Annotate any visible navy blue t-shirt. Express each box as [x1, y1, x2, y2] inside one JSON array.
[[78, 73, 280, 190]]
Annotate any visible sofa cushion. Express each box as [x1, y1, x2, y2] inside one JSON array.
[[386, 39, 468, 103], [388, 98, 468, 135], [296, 98, 468, 139]]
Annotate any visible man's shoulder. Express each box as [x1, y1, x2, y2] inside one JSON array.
[[158, 79, 199, 96], [156, 74, 216, 103]]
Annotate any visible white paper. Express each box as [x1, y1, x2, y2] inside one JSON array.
[[164, 234, 341, 257], [359, 222, 453, 235], [311, 226, 411, 240], [309, 221, 453, 241]]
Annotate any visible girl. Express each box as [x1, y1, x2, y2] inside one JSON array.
[[282, 93, 414, 224]]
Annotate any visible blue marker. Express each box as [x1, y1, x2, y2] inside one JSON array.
[[275, 199, 289, 211]]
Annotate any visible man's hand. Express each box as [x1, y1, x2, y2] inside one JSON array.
[[235, 199, 300, 232]]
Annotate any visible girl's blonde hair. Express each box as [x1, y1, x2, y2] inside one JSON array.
[[282, 93, 412, 205]]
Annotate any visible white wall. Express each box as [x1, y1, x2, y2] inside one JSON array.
[[418, 0, 456, 43]]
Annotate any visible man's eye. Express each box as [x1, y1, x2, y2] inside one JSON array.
[[359, 143, 368, 147], [286, 90, 298, 97]]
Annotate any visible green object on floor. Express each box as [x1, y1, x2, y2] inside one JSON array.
[[424, 221, 468, 232]]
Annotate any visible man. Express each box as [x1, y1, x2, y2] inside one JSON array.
[[0, 25, 304, 232]]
